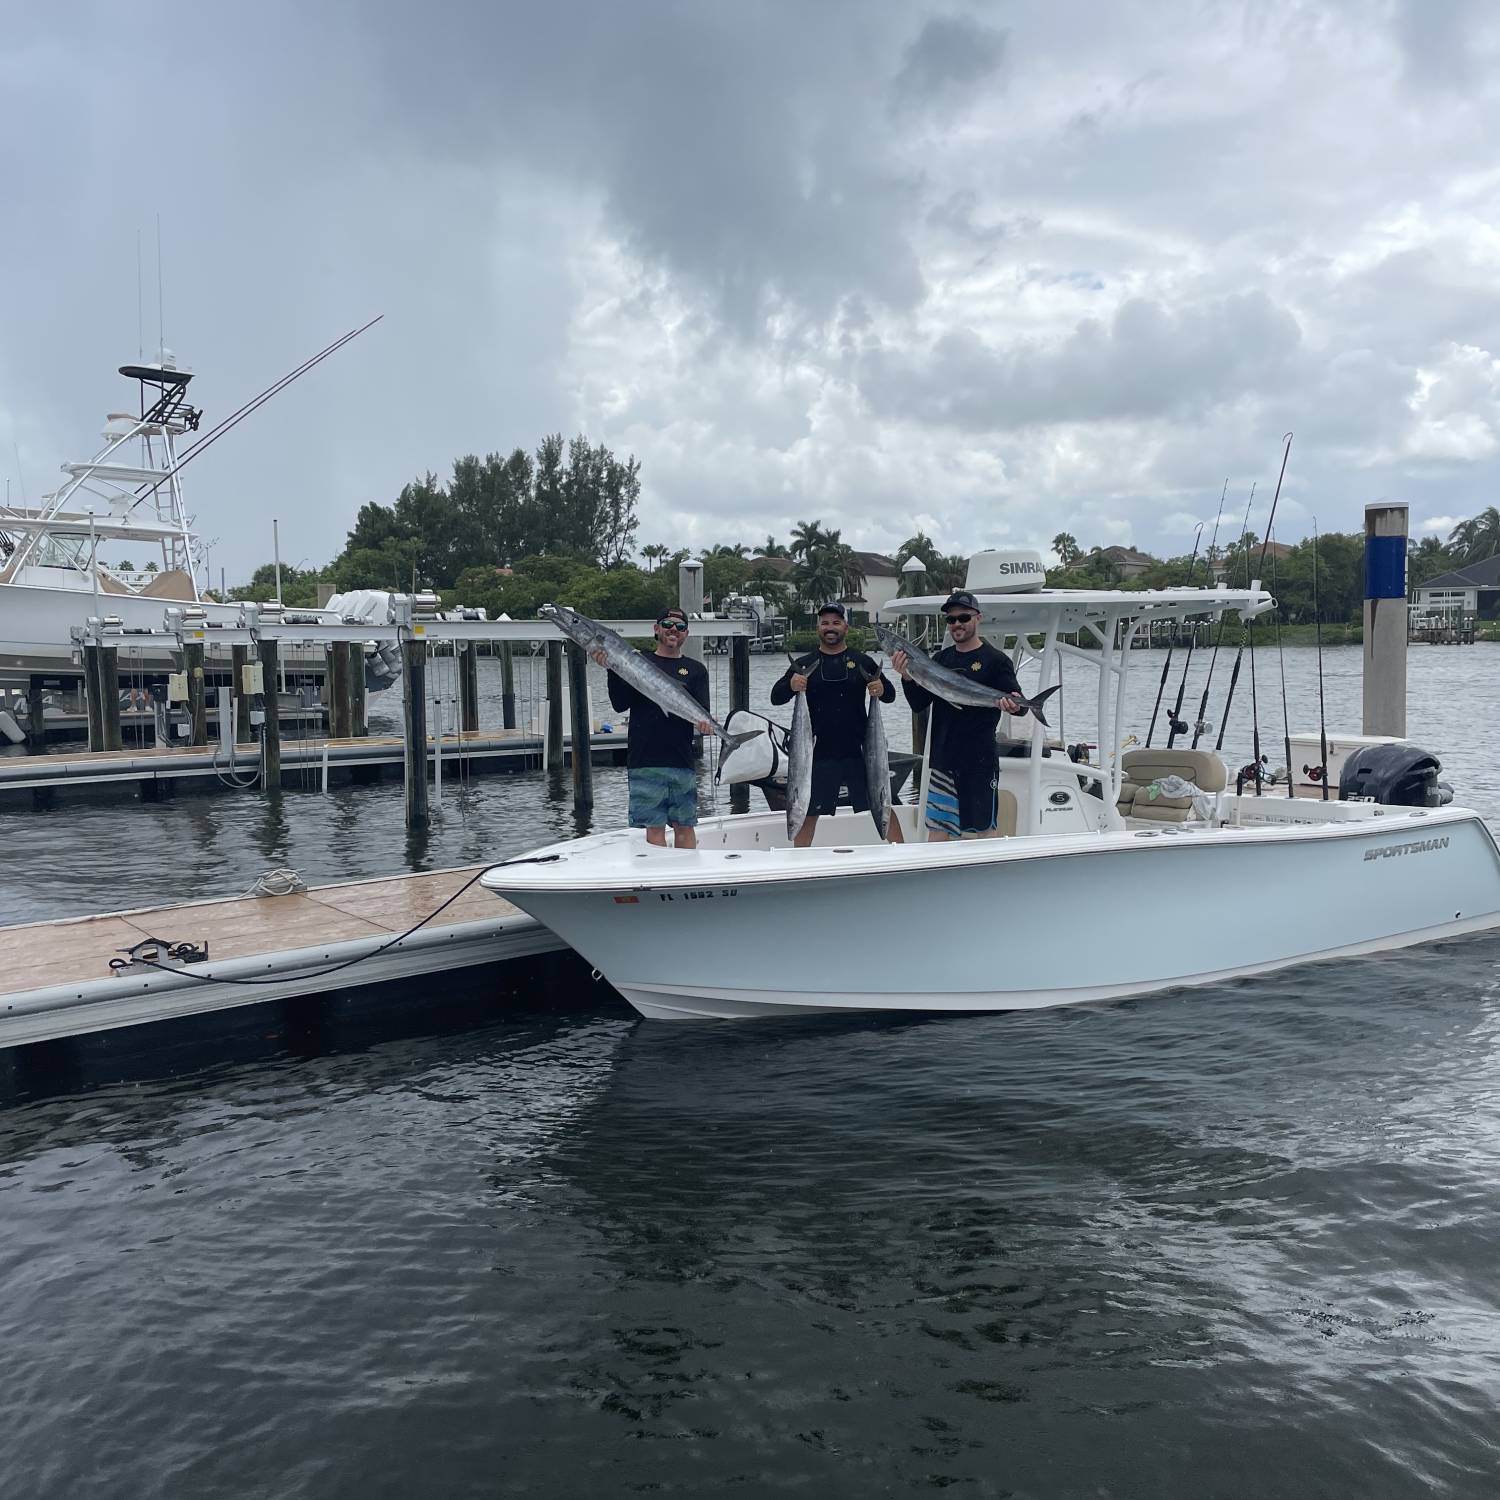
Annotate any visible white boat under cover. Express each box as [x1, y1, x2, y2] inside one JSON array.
[[482, 565, 1500, 1020]]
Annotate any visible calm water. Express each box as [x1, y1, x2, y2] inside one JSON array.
[[2, 644, 1499, 1495]]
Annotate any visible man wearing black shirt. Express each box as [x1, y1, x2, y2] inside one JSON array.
[[893, 590, 1023, 841], [771, 602, 901, 847], [591, 607, 712, 848]]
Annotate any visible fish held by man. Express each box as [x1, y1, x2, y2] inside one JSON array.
[[541, 603, 760, 757], [873, 623, 1062, 727], [785, 655, 815, 842], [862, 670, 892, 840]]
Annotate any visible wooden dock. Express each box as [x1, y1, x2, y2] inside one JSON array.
[[0, 728, 629, 803], [0, 865, 567, 1050]]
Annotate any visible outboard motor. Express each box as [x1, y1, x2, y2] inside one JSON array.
[[1338, 744, 1443, 807]]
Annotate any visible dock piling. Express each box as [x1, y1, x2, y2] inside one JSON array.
[[499, 642, 517, 729], [329, 642, 352, 739], [82, 646, 104, 753], [259, 639, 282, 789], [348, 643, 367, 737], [231, 645, 253, 743], [729, 634, 750, 814], [545, 642, 564, 769], [402, 636, 430, 830], [98, 645, 122, 753], [182, 641, 207, 746], [1363, 500, 1408, 738], [567, 642, 594, 812], [459, 642, 480, 733]]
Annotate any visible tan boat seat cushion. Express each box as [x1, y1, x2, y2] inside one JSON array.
[[1119, 747, 1228, 793], [997, 788, 1019, 838]]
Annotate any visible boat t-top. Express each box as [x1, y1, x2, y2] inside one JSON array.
[[484, 550, 1500, 1019]]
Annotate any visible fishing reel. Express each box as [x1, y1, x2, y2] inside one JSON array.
[[1234, 755, 1270, 795], [1166, 712, 1190, 738], [1301, 763, 1327, 783]]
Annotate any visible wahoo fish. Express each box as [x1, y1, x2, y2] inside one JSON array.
[[873, 623, 1062, 727], [541, 603, 760, 759], [785, 657, 814, 842], [862, 675, 892, 840]]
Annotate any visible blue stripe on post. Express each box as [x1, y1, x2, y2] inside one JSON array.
[[1365, 534, 1406, 600]]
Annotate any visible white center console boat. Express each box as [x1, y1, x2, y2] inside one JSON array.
[[483, 566, 1500, 1020]]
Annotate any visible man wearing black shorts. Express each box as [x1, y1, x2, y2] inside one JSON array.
[[770, 602, 901, 847], [893, 590, 1023, 841]]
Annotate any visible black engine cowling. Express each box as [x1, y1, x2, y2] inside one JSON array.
[[1338, 744, 1443, 807]]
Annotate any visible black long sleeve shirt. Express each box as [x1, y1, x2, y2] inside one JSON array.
[[606, 651, 711, 770], [770, 649, 896, 760], [900, 640, 1021, 770]]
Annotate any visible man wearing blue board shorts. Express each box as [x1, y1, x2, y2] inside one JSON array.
[[593, 607, 713, 849], [893, 590, 1024, 841]]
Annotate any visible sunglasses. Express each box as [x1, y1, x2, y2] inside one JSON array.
[[657, 620, 689, 632], [946, 613, 977, 625]]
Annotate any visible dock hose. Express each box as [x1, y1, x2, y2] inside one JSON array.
[[113, 854, 562, 989]]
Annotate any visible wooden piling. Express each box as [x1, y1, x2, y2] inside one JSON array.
[[259, 639, 282, 789], [545, 642, 564, 768], [347, 643, 367, 737], [183, 641, 207, 746], [329, 642, 352, 739], [499, 642, 517, 729], [459, 642, 480, 733], [98, 645, 122, 753], [566, 643, 594, 812], [25, 677, 47, 756], [402, 636, 430, 830], [729, 634, 750, 814], [82, 646, 104, 753], [231, 644, 253, 743]]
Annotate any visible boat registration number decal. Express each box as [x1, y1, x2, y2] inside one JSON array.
[[1364, 836, 1449, 862], [657, 889, 739, 902]]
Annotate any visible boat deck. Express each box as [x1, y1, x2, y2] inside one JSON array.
[[0, 865, 565, 1049]]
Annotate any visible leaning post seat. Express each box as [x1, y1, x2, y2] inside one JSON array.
[[1117, 747, 1228, 822]]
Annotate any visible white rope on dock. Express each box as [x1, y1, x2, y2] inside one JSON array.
[[242, 868, 308, 899]]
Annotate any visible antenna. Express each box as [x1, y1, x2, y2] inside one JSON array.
[[137, 229, 144, 363], [156, 214, 164, 363]]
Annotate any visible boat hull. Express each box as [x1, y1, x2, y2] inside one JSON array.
[[494, 812, 1500, 1020]]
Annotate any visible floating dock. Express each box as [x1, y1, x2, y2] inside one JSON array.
[[0, 865, 566, 1050], [0, 729, 629, 803]]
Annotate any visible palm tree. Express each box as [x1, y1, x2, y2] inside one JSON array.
[[1051, 532, 1081, 569], [707, 542, 749, 558], [1449, 506, 1500, 562], [760, 535, 790, 558], [895, 531, 941, 571], [640, 543, 670, 573], [831, 543, 866, 600], [789, 519, 833, 559]]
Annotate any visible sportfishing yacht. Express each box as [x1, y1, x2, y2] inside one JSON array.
[[483, 556, 1500, 1019], [0, 357, 398, 696]]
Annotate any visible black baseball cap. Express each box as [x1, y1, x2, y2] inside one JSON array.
[[817, 602, 848, 619], [656, 607, 689, 625], [941, 590, 981, 614]]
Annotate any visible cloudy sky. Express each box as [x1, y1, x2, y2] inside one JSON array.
[[3, 0, 1498, 579]]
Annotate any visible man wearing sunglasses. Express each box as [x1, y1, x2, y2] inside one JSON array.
[[892, 590, 1023, 841], [594, 607, 713, 848], [771, 602, 902, 847]]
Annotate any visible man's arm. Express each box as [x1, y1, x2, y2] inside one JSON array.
[[769, 654, 813, 706], [860, 654, 898, 703], [986, 648, 1022, 698], [606, 671, 639, 714], [900, 676, 934, 712], [689, 663, 712, 716]]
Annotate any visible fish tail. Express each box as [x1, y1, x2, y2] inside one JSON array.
[[1026, 683, 1062, 727]]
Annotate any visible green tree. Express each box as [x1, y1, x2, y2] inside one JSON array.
[[1051, 532, 1081, 569], [1448, 506, 1500, 562]]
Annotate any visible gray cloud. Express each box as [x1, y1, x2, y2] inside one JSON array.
[[893, 14, 1009, 104]]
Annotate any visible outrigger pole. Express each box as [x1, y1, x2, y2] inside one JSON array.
[[1312, 514, 1331, 799]]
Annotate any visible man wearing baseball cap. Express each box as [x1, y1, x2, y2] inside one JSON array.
[[891, 590, 1024, 840], [591, 607, 713, 848], [771, 602, 901, 846]]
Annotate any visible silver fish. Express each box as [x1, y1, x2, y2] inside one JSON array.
[[541, 603, 760, 758], [863, 677, 892, 840], [873, 622, 1062, 727], [785, 657, 815, 842]]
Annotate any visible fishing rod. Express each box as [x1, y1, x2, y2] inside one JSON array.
[[1214, 434, 1293, 786], [1191, 480, 1256, 748], [1312, 514, 1330, 799], [1145, 518, 1205, 745], [1164, 480, 1229, 747], [133, 316, 384, 495], [1267, 522, 1292, 794]]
